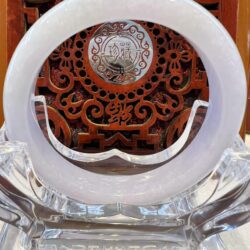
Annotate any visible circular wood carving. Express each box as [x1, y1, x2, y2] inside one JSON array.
[[88, 20, 154, 85]]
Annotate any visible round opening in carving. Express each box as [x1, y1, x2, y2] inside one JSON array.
[[170, 52, 178, 59], [63, 51, 70, 58]]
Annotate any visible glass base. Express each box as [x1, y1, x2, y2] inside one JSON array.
[[0, 223, 228, 250], [0, 125, 249, 249]]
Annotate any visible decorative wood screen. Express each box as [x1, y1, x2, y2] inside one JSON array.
[[7, 0, 239, 154]]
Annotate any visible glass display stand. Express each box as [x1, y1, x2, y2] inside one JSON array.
[[0, 104, 249, 249]]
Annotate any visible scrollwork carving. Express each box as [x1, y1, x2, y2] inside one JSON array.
[[34, 20, 209, 154]]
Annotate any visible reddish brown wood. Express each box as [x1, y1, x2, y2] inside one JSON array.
[[247, 97, 250, 133], [0, 0, 7, 126], [7, 0, 25, 62], [221, 0, 238, 40], [240, 0, 250, 134]]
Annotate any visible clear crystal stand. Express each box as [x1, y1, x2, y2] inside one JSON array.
[[0, 105, 249, 249]]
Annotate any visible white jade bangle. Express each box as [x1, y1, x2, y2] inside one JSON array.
[[4, 0, 246, 205]]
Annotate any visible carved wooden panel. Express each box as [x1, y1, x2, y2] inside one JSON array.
[[35, 20, 209, 154], [6, 0, 240, 154]]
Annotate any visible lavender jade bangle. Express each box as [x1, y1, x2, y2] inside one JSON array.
[[3, 0, 247, 205]]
